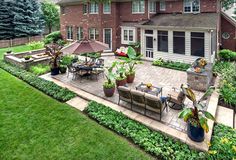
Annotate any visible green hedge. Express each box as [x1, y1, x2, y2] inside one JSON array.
[[219, 49, 236, 61], [86, 101, 236, 159], [153, 59, 191, 71], [86, 101, 201, 160], [0, 61, 76, 102]]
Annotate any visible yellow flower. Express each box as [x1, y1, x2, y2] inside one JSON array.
[[221, 137, 229, 144], [233, 146, 236, 152], [207, 142, 211, 147], [208, 150, 217, 155]]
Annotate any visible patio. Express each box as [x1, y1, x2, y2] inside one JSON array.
[[52, 55, 204, 133]]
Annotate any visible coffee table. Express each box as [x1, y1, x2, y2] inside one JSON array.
[[136, 83, 162, 96]]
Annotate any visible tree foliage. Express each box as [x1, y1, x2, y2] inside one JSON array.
[[41, 0, 60, 33]]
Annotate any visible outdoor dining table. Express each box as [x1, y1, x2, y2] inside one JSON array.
[[136, 83, 163, 97]]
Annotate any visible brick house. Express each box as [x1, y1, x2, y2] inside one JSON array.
[[57, 0, 234, 63]]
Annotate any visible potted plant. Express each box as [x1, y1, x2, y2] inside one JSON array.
[[45, 43, 63, 75], [59, 55, 74, 74], [120, 46, 142, 83], [178, 85, 215, 142], [114, 61, 127, 87], [24, 55, 32, 60], [103, 63, 116, 97]]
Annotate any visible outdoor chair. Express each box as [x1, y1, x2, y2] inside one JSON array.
[[130, 89, 146, 113], [96, 58, 104, 68], [67, 65, 77, 80], [117, 86, 132, 107], [91, 67, 104, 80], [145, 94, 167, 121], [167, 87, 186, 110]]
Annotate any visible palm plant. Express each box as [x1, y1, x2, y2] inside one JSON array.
[[45, 43, 63, 69], [178, 85, 215, 133]]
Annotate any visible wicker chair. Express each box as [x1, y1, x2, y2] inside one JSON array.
[[117, 86, 132, 106], [67, 65, 77, 80], [145, 94, 167, 121], [130, 89, 146, 112], [167, 87, 186, 110]]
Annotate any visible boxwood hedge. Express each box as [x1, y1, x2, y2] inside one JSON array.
[[0, 61, 76, 102]]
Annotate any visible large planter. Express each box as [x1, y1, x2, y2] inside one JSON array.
[[59, 67, 67, 74], [51, 67, 60, 75], [116, 78, 127, 87], [103, 86, 115, 97], [187, 121, 204, 142], [126, 74, 135, 83]]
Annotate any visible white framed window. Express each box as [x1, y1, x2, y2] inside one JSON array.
[[121, 27, 136, 44], [83, 4, 88, 14], [149, 1, 156, 13], [184, 0, 200, 13], [89, 2, 99, 14], [160, 1, 166, 11], [66, 26, 73, 40], [89, 28, 99, 40], [103, 3, 111, 14], [132, 0, 145, 13], [77, 27, 83, 41]]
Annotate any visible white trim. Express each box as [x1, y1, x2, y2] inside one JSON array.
[[121, 26, 136, 45], [149, 0, 156, 13], [159, 1, 166, 11], [103, 3, 111, 14], [183, 0, 200, 13], [132, 0, 145, 14], [89, 2, 99, 14], [103, 28, 112, 52]]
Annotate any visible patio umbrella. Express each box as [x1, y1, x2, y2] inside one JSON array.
[[62, 39, 109, 62]]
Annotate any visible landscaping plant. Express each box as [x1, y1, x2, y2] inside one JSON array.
[[103, 62, 116, 97], [153, 58, 191, 71], [27, 41, 44, 50], [218, 49, 236, 61], [179, 85, 215, 142], [44, 31, 65, 45], [113, 61, 127, 86], [29, 64, 50, 76], [59, 55, 74, 73]]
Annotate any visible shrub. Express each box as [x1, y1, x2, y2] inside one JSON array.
[[29, 64, 50, 76], [44, 31, 65, 45], [60, 55, 74, 66], [85, 101, 236, 159], [27, 41, 44, 50], [219, 49, 236, 61], [85, 101, 201, 160], [0, 61, 76, 102], [153, 58, 191, 71]]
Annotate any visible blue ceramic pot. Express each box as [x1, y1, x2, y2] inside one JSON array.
[[187, 121, 204, 142], [51, 68, 60, 75]]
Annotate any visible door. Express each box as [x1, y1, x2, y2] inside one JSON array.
[[103, 28, 112, 51], [145, 36, 154, 58]]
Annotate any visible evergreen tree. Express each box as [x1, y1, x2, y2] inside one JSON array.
[[0, 0, 14, 40]]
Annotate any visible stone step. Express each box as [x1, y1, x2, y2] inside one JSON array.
[[216, 105, 234, 128], [66, 97, 88, 111]]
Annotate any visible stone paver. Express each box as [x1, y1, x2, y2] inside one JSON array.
[[66, 97, 88, 111], [216, 105, 234, 128]]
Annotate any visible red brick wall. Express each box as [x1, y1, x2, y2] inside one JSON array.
[[221, 15, 236, 51]]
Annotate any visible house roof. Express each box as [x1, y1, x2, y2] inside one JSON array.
[[221, 6, 236, 26], [140, 13, 218, 30]]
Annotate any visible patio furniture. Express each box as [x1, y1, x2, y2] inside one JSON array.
[[145, 94, 167, 121], [167, 87, 186, 110], [117, 86, 132, 107], [96, 58, 104, 68], [91, 67, 104, 80], [67, 65, 77, 80], [130, 89, 146, 112], [136, 83, 162, 96]]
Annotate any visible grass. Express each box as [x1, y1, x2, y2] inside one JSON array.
[[0, 69, 152, 160], [0, 44, 44, 60]]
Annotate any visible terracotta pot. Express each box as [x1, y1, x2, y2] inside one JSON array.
[[116, 78, 127, 87], [103, 86, 115, 97], [187, 121, 204, 142], [126, 74, 135, 83]]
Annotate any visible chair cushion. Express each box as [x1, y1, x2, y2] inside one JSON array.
[[146, 106, 161, 113], [130, 89, 145, 107], [145, 94, 163, 111], [118, 86, 132, 102]]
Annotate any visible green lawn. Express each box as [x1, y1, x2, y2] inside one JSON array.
[[0, 69, 152, 160], [0, 45, 43, 60]]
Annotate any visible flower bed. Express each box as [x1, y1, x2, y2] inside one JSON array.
[[85, 101, 236, 159], [153, 58, 191, 71], [0, 61, 76, 102]]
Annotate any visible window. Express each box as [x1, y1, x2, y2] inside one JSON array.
[[222, 32, 230, 39], [89, 28, 99, 40], [89, 2, 99, 14], [77, 27, 83, 41], [83, 4, 88, 14], [191, 32, 205, 57], [184, 0, 200, 13], [66, 26, 73, 40], [158, 31, 168, 52], [160, 1, 166, 11], [61, 6, 65, 14], [103, 3, 111, 14], [149, 1, 156, 13], [121, 27, 136, 44], [132, 0, 145, 13], [173, 31, 185, 54]]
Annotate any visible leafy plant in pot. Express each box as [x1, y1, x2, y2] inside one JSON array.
[[45, 43, 63, 75], [120, 46, 142, 83], [114, 61, 127, 87], [103, 63, 116, 97], [59, 55, 74, 74], [178, 85, 215, 142]]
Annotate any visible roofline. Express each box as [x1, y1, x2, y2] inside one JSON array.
[[221, 11, 236, 27]]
